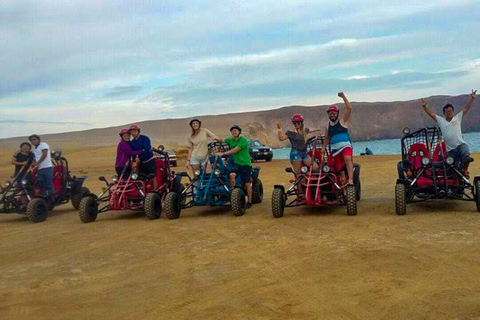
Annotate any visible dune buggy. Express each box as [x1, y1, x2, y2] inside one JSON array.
[[395, 126, 479, 215], [162, 141, 263, 219], [78, 146, 184, 223], [0, 149, 89, 223], [271, 135, 361, 217]]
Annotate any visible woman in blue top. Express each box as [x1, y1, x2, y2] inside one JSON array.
[[276, 114, 322, 174]]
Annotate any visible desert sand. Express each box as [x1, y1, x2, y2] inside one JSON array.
[[0, 147, 479, 319]]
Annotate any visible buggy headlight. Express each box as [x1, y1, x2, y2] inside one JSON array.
[[5, 181, 11, 187], [252, 148, 259, 152], [300, 166, 308, 174], [322, 165, 330, 173], [214, 169, 221, 176], [112, 175, 118, 182], [131, 173, 138, 180], [21, 179, 28, 186], [194, 170, 201, 176], [446, 157, 454, 165], [269, 148, 272, 151], [422, 157, 430, 166]]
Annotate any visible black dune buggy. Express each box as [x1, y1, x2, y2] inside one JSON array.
[[0, 149, 89, 223], [395, 126, 479, 215]]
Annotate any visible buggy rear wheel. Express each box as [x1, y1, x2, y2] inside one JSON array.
[[252, 179, 264, 204], [395, 182, 407, 215], [26, 198, 48, 223], [271, 188, 285, 218], [79, 195, 98, 223], [345, 185, 357, 216], [164, 192, 181, 220], [145, 192, 162, 220], [475, 180, 480, 212], [71, 187, 90, 210], [231, 187, 246, 216]]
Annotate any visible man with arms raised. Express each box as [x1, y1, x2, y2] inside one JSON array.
[[322, 92, 354, 185], [421, 90, 477, 178]]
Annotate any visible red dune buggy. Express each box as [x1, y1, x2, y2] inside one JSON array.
[[78, 146, 184, 223], [271, 136, 360, 217], [0, 149, 89, 223], [395, 127, 479, 215]]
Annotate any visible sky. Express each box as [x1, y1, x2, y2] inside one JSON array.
[[1, 0, 479, 138]]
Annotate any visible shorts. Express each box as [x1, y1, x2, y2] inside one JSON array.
[[231, 165, 252, 185], [332, 146, 353, 172], [290, 150, 310, 162], [189, 155, 207, 166], [447, 143, 471, 166], [139, 159, 156, 176]]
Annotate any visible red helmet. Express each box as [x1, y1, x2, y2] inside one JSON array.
[[291, 114, 304, 122], [119, 128, 130, 137], [327, 105, 340, 113], [129, 125, 141, 132]]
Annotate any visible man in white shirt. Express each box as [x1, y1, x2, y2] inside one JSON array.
[[421, 90, 477, 177], [28, 134, 54, 201]]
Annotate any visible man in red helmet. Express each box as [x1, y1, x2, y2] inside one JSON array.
[[322, 92, 354, 185]]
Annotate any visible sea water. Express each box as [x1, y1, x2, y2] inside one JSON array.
[[272, 131, 480, 159]]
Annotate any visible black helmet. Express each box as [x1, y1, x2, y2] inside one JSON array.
[[230, 125, 242, 133], [28, 134, 40, 141], [189, 118, 202, 126]]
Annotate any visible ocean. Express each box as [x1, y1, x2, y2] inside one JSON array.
[[272, 131, 480, 159]]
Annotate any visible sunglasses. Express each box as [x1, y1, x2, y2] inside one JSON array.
[[292, 121, 303, 125]]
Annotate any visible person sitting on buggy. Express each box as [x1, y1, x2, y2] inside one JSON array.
[[276, 114, 322, 175], [321, 92, 354, 185], [115, 129, 144, 178], [421, 90, 477, 178], [186, 118, 218, 176], [215, 125, 253, 209], [28, 134, 55, 202], [129, 125, 157, 184], [11, 142, 35, 185]]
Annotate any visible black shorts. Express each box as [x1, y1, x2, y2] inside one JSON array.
[[231, 165, 252, 184], [116, 166, 132, 178], [139, 159, 156, 176]]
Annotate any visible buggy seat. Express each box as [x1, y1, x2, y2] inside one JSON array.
[[432, 142, 447, 162], [407, 143, 430, 169], [53, 164, 66, 195]]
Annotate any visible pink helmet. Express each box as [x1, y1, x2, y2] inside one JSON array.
[[327, 105, 340, 113], [129, 124, 141, 132], [291, 114, 304, 122], [119, 128, 130, 137]]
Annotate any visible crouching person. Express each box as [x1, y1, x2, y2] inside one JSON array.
[[215, 125, 253, 209]]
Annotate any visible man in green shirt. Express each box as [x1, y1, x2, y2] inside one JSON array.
[[215, 125, 253, 208]]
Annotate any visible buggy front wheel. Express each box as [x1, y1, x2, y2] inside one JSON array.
[[345, 185, 357, 216], [145, 192, 162, 220], [71, 187, 90, 210], [395, 183, 407, 215], [164, 192, 181, 220], [231, 187, 246, 216], [79, 196, 98, 223], [271, 188, 285, 218], [26, 198, 49, 223]]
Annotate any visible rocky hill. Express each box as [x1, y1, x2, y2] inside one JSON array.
[[1, 94, 478, 150]]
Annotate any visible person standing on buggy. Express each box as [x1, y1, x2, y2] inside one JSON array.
[[321, 92, 354, 185], [276, 114, 322, 174], [129, 125, 157, 186], [215, 125, 253, 209], [421, 90, 477, 178], [28, 134, 55, 202], [115, 129, 144, 178], [11, 142, 35, 184], [186, 118, 218, 176]]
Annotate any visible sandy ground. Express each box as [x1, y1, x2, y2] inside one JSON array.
[[0, 147, 480, 319]]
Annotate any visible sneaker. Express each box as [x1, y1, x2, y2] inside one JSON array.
[[246, 202, 252, 209]]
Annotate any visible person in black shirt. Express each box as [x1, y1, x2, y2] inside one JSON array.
[[11, 142, 35, 184]]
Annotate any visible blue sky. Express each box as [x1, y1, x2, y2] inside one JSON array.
[[1, 0, 479, 138]]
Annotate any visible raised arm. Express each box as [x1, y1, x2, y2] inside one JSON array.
[[338, 92, 352, 125], [276, 122, 288, 141], [421, 98, 437, 122], [462, 90, 477, 116], [308, 127, 322, 134]]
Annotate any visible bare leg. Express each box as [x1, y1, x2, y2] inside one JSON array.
[[229, 173, 236, 187], [345, 155, 354, 184], [291, 161, 303, 175], [245, 182, 252, 203]]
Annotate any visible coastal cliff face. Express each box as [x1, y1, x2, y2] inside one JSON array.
[[1, 95, 478, 149]]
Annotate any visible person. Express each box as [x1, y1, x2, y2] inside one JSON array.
[[322, 92, 354, 185], [365, 147, 373, 155], [276, 114, 322, 174], [421, 90, 477, 178], [115, 129, 144, 177], [28, 134, 55, 202], [215, 125, 253, 208], [186, 118, 218, 175], [129, 125, 155, 174], [11, 142, 35, 184]]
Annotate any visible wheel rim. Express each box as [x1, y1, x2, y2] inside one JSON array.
[[36, 204, 47, 218]]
